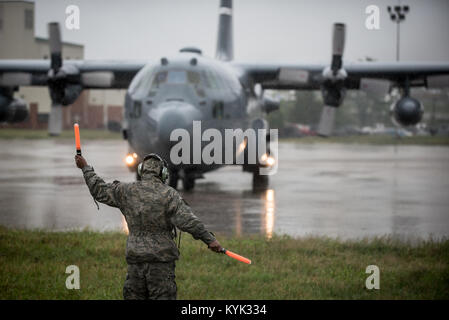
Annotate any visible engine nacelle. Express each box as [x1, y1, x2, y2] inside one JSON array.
[[390, 96, 423, 127], [48, 65, 82, 106], [321, 67, 347, 107], [49, 84, 82, 106], [0, 95, 28, 123]]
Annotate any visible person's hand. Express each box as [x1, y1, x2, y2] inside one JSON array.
[[208, 240, 223, 253], [75, 155, 88, 169]]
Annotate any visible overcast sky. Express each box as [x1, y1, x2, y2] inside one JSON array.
[[32, 0, 449, 63]]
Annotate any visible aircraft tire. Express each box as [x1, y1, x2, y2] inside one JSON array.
[[252, 172, 268, 191], [169, 170, 178, 189], [183, 177, 195, 191]]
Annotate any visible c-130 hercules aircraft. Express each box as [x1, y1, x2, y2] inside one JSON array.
[[1, 0, 449, 190]]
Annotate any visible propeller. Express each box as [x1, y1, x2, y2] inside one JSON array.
[[330, 23, 345, 75], [317, 23, 347, 137], [47, 22, 64, 136], [1, 22, 116, 130], [46, 23, 96, 135], [48, 23, 62, 72], [317, 105, 337, 137]]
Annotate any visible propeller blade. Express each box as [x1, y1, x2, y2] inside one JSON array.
[[331, 23, 345, 73], [48, 104, 63, 136], [48, 22, 62, 71], [317, 105, 337, 137]]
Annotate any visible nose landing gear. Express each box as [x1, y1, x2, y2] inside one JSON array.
[[182, 177, 195, 191], [168, 169, 178, 189], [252, 172, 269, 191], [169, 169, 199, 191]]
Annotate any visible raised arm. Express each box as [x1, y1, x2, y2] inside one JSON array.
[[75, 155, 125, 208]]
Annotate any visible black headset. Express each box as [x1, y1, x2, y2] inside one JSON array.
[[137, 153, 169, 183]]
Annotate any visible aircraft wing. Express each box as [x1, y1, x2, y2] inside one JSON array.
[[0, 22, 150, 134], [0, 59, 147, 89], [234, 59, 449, 137], [234, 61, 449, 91], [233, 23, 449, 93]]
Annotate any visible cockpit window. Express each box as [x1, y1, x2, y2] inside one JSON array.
[[151, 71, 168, 89], [187, 71, 200, 85], [167, 70, 187, 84], [200, 70, 231, 92], [205, 71, 218, 89], [131, 67, 210, 98], [200, 71, 211, 88], [128, 64, 152, 96], [129, 63, 240, 98], [213, 70, 227, 90], [150, 70, 201, 89]]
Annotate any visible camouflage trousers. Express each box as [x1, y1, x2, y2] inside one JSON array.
[[123, 261, 177, 300]]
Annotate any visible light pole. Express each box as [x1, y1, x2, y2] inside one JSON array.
[[387, 4, 410, 61]]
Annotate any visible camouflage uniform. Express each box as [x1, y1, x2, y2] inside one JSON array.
[[81, 158, 216, 300]]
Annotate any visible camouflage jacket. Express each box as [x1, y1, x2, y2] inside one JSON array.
[[81, 160, 216, 264]]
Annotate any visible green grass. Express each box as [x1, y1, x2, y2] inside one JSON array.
[[1, 227, 448, 300], [281, 135, 449, 146], [0, 128, 121, 140]]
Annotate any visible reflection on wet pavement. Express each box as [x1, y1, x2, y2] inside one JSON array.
[[0, 139, 448, 241]]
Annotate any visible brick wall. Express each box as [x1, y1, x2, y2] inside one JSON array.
[[107, 105, 123, 123], [1, 91, 124, 130], [67, 91, 89, 129]]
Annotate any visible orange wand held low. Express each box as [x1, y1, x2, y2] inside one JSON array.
[[221, 248, 251, 264], [74, 123, 82, 156]]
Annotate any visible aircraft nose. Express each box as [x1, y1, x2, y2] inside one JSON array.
[[157, 101, 202, 144]]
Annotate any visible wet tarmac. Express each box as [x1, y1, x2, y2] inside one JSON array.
[[0, 139, 448, 241]]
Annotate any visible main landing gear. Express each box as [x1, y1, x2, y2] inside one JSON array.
[[168, 169, 196, 191]]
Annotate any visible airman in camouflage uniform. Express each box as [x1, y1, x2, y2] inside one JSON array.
[[75, 154, 222, 300]]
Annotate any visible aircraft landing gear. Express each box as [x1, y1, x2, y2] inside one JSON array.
[[168, 170, 178, 189], [173, 169, 197, 191], [182, 177, 195, 191], [252, 171, 269, 191]]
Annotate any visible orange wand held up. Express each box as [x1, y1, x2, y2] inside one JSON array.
[[74, 123, 82, 156], [221, 248, 251, 264]]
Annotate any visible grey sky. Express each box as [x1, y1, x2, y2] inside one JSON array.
[[33, 0, 449, 63]]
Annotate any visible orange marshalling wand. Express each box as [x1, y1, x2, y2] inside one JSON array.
[[74, 123, 82, 156], [221, 248, 251, 264]]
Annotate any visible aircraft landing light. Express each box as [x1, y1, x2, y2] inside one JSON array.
[[125, 154, 135, 166], [260, 153, 275, 167], [266, 156, 275, 167]]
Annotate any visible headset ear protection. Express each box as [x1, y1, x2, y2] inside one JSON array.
[[137, 153, 169, 183]]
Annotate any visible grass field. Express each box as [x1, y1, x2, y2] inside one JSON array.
[[0, 227, 448, 300]]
